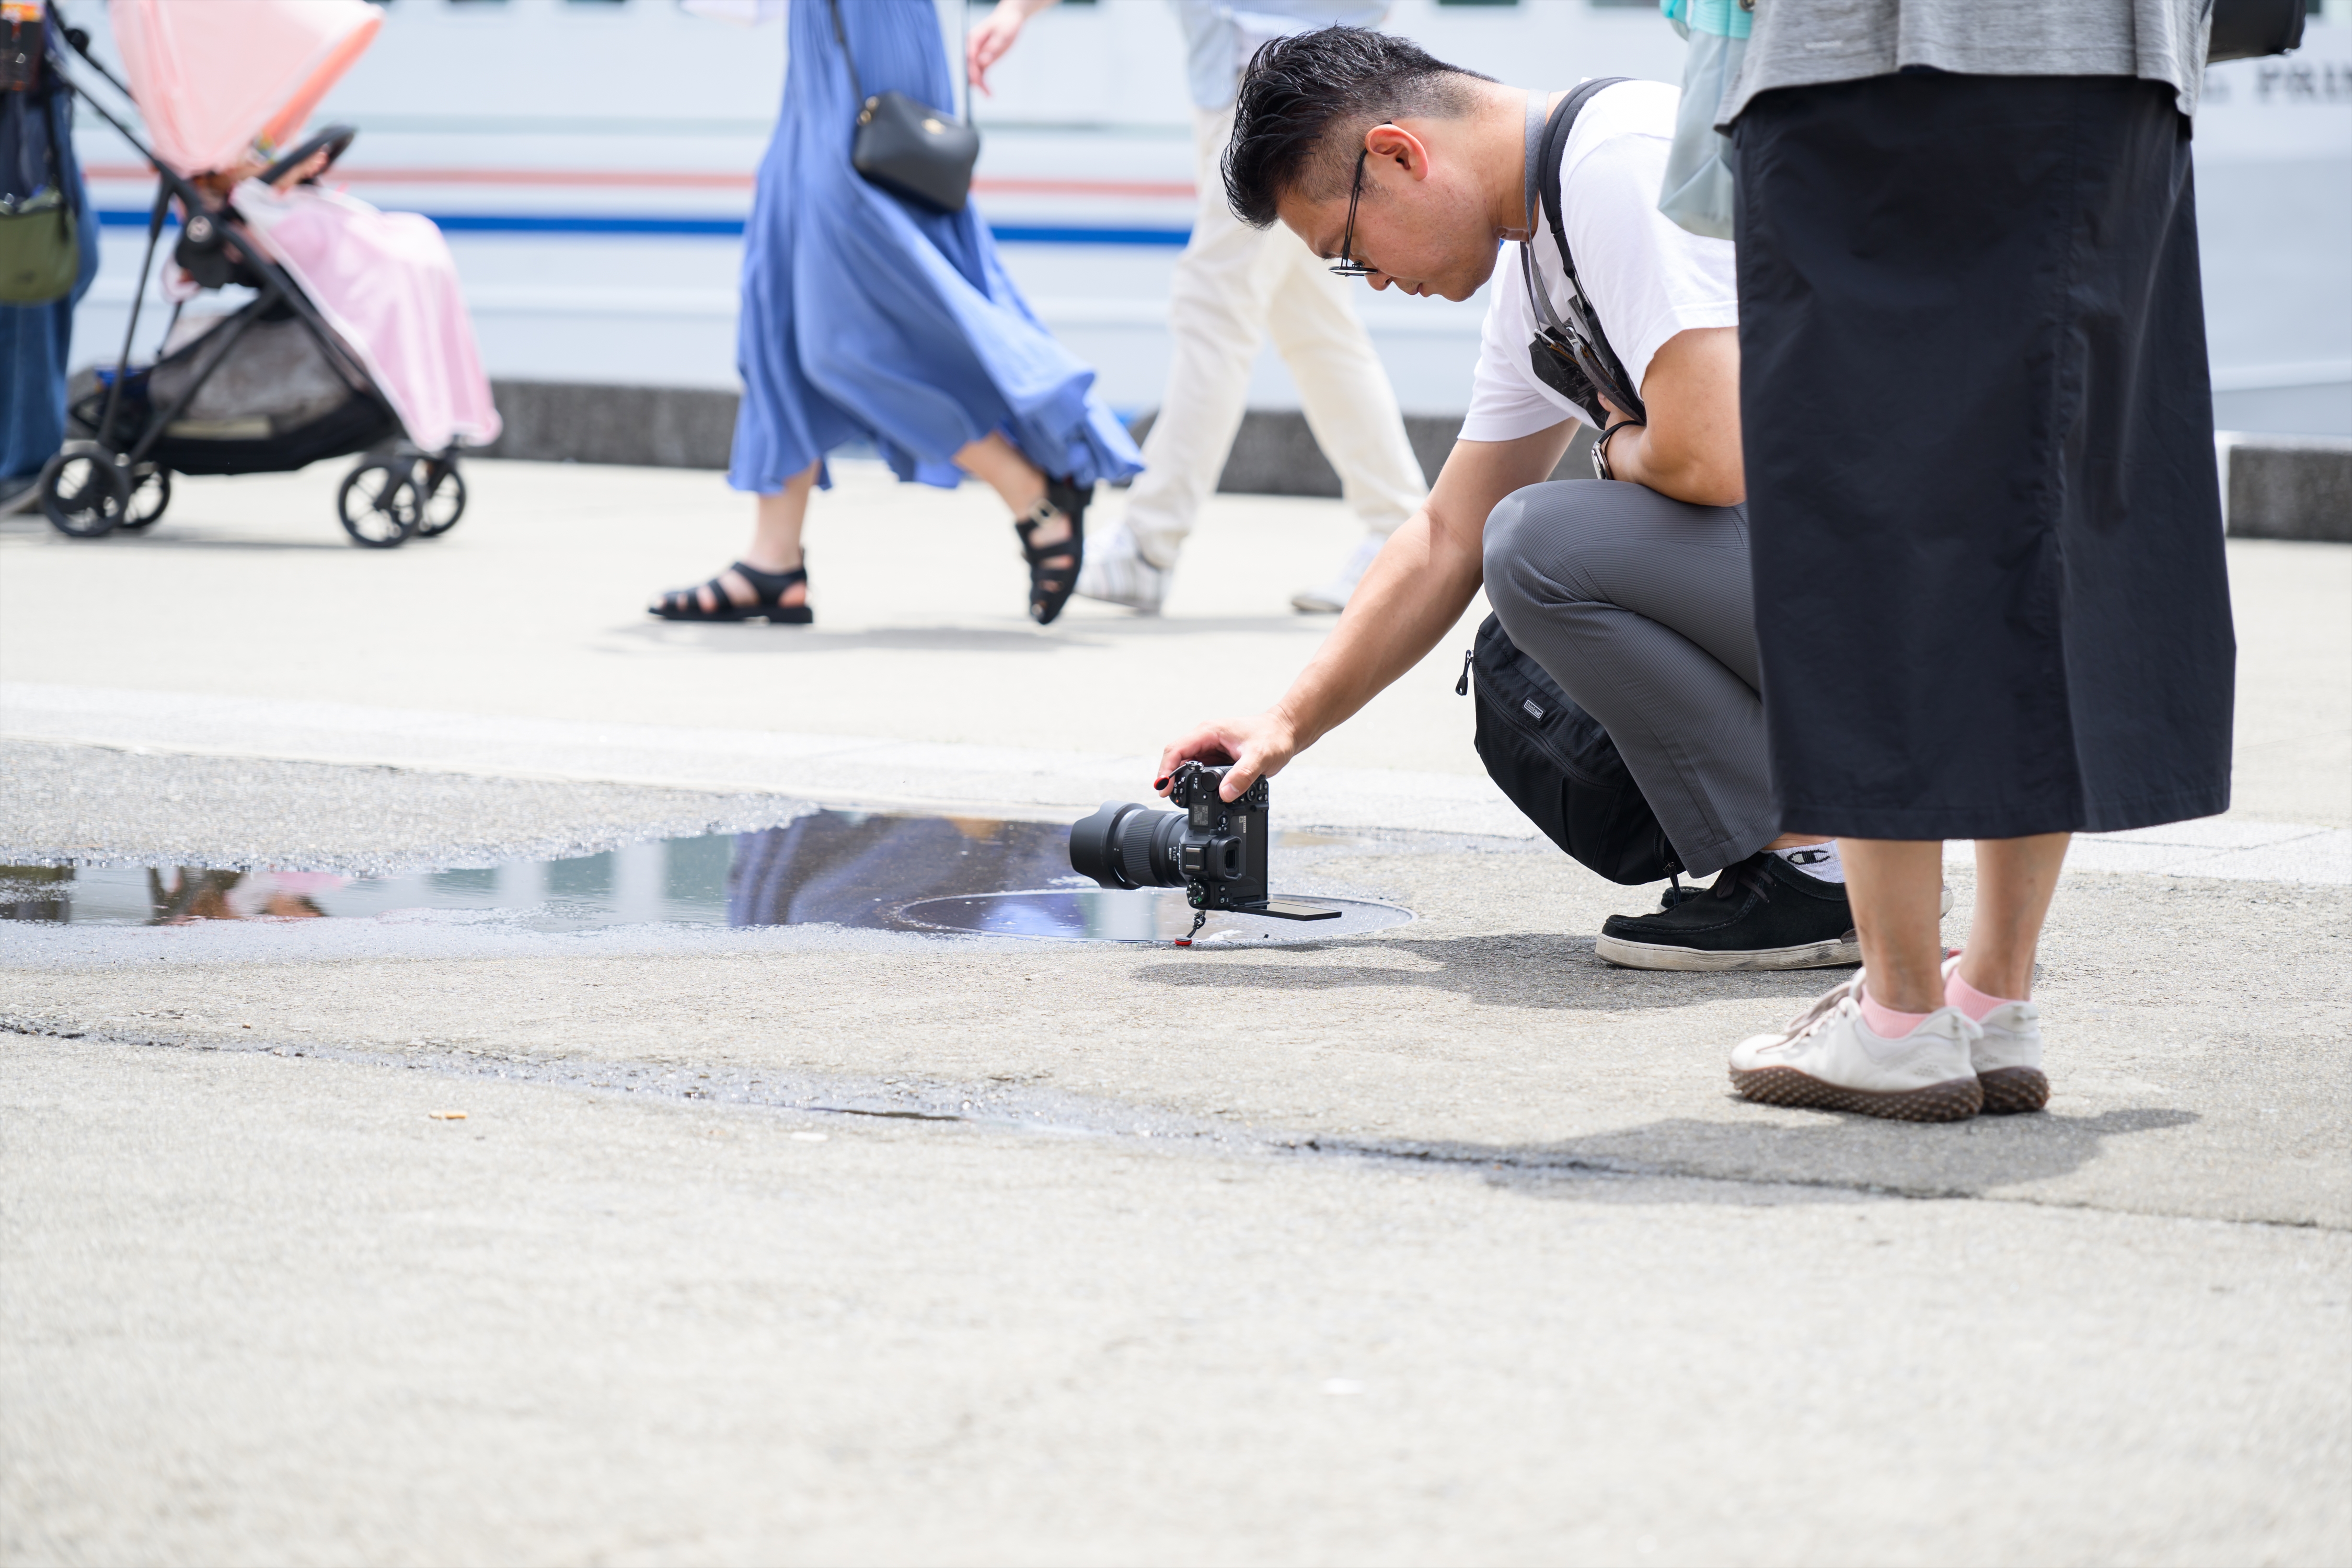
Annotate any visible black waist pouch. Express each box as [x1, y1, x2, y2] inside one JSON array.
[[1458, 613, 1679, 885]]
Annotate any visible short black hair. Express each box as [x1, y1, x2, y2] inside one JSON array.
[[1221, 28, 1494, 230]]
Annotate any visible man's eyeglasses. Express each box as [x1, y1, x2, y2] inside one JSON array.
[[1329, 141, 1380, 278]]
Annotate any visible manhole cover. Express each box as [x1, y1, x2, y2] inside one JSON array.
[[889, 889, 1412, 944]]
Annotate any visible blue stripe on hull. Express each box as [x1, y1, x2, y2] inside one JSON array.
[[95, 209, 1192, 246]]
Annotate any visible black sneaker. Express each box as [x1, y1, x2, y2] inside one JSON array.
[[1595, 850, 1859, 972]]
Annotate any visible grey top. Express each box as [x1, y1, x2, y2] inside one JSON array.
[[1716, 0, 2212, 127]]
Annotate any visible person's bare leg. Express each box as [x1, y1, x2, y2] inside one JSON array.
[[1960, 833, 2071, 998], [953, 431, 1063, 545], [1767, 833, 1831, 851], [650, 462, 817, 614], [1840, 839, 1947, 1014], [956, 432, 1078, 622], [1951, 832, 2069, 1113]]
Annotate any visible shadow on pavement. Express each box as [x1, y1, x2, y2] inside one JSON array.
[[618, 622, 1086, 653], [617, 613, 1327, 653], [2, 526, 355, 553], [1133, 933, 1852, 1012], [1331, 1106, 2203, 1204], [1068, 614, 1338, 639]]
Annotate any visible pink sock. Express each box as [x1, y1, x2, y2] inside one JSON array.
[[1945, 968, 2024, 1022], [1858, 988, 1931, 1039]]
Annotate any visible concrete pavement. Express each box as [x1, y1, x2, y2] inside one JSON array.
[[2, 459, 2349, 1564], [8, 1031, 2346, 1567], [3, 456, 2343, 815]]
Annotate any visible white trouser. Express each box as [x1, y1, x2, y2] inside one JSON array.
[[1122, 106, 1428, 570]]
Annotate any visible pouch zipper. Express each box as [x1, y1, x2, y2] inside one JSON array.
[[1461, 650, 1630, 793]]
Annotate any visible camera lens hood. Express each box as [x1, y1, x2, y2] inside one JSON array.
[[1070, 800, 1148, 890], [1070, 799, 1192, 891]]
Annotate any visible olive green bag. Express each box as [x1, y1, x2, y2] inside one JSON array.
[[0, 180, 76, 304], [3, 18, 76, 307]]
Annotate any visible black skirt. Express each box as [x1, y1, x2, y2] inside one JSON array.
[[1733, 72, 2234, 841]]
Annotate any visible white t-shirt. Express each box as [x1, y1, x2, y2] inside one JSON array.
[[1457, 79, 1739, 443]]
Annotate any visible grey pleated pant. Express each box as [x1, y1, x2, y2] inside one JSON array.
[[1482, 479, 1778, 878]]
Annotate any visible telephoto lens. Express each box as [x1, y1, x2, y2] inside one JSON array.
[[1068, 763, 1341, 926], [1067, 799, 1237, 891], [1073, 752, 1279, 912], [1069, 762, 1259, 903]]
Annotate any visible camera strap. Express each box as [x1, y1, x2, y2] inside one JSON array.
[[1518, 79, 1646, 424]]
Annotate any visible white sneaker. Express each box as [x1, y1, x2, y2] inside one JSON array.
[[1941, 954, 2048, 1114], [1075, 523, 1169, 615], [1291, 536, 1383, 614], [1729, 974, 1985, 1121]]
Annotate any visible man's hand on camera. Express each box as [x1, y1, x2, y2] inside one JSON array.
[[1156, 712, 1299, 803], [1147, 435, 1572, 809]]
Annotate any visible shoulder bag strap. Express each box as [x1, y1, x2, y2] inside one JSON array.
[[1516, 76, 1625, 349], [46, 76, 69, 197], [826, 0, 867, 106]]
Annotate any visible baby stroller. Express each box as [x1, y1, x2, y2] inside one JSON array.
[[37, 0, 499, 547]]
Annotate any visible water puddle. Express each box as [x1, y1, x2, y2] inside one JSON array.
[[0, 809, 1410, 944], [894, 890, 1404, 943]]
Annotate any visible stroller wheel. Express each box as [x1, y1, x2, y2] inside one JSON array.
[[119, 464, 172, 531], [412, 458, 466, 538], [337, 457, 421, 548], [38, 443, 129, 539]]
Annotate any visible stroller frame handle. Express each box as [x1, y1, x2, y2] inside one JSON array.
[[257, 125, 356, 190]]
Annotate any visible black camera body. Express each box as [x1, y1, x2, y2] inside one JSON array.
[[1069, 762, 1336, 921]]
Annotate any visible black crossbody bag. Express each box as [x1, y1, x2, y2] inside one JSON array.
[[827, 0, 981, 214], [1458, 81, 1675, 887]]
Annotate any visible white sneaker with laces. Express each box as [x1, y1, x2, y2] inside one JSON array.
[[1729, 974, 1985, 1121], [1074, 523, 1170, 615], [1941, 954, 2048, 1113], [1291, 536, 1384, 614]]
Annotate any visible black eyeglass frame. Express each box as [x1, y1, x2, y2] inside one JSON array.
[[1328, 138, 1385, 279]]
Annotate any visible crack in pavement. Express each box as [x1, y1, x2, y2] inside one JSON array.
[[7, 1014, 2330, 1230]]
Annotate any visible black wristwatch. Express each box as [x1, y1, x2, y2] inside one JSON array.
[[1592, 419, 1643, 481]]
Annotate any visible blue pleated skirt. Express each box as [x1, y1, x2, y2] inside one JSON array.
[[728, 0, 1143, 493]]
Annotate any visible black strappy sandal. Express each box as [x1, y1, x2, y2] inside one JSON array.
[[1014, 476, 1090, 626], [649, 557, 812, 624]]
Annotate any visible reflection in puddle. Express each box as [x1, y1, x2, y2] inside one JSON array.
[[897, 889, 1409, 943], [0, 864, 71, 924], [0, 811, 1408, 944], [151, 869, 343, 923]]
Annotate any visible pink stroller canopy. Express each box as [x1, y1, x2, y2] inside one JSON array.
[[109, 0, 382, 175]]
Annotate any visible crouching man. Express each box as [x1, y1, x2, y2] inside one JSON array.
[[1157, 27, 1859, 969]]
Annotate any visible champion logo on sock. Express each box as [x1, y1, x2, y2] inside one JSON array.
[[1771, 844, 1846, 884]]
